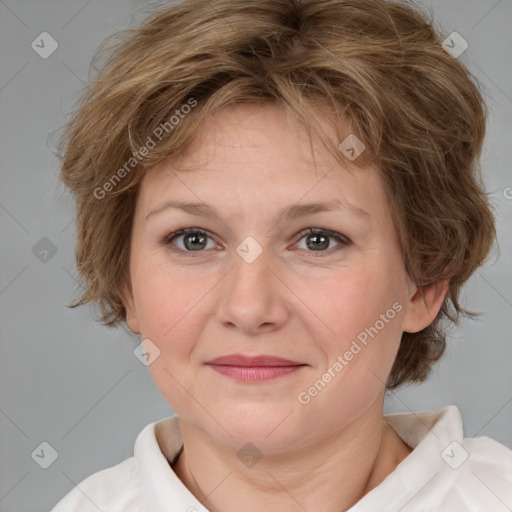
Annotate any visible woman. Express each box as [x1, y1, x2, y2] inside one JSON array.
[[51, 0, 512, 510]]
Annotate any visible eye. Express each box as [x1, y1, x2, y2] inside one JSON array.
[[163, 228, 218, 256], [162, 227, 351, 257], [293, 228, 350, 255]]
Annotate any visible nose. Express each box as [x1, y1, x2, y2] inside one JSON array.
[[215, 244, 290, 336]]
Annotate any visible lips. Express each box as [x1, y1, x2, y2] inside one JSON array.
[[205, 354, 307, 382], [205, 354, 305, 367]]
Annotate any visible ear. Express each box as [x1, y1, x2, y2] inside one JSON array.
[[120, 280, 141, 335], [401, 279, 449, 333]]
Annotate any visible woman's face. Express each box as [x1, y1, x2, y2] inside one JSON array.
[[122, 103, 421, 452]]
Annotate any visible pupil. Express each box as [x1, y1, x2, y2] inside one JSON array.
[[185, 232, 206, 250], [307, 233, 328, 250]]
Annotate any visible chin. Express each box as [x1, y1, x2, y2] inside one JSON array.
[[194, 405, 304, 454]]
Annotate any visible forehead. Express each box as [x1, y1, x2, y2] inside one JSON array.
[[173, 102, 335, 174], [135, 103, 388, 225]]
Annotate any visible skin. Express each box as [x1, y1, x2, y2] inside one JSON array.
[[121, 102, 448, 512]]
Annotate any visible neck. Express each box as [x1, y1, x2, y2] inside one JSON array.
[[171, 408, 412, 512]]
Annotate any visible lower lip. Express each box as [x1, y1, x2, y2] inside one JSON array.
[[207, 365, 304, 382]]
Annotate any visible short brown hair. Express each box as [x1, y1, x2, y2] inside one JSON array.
[[57, 0, 496, 390]]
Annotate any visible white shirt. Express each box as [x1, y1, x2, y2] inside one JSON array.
[[50, 405, 512, 511]]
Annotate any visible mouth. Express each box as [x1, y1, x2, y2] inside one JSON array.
[[205, 354, 307, 382]]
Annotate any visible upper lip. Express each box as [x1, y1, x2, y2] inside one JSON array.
[[205, 354, 305, 367]]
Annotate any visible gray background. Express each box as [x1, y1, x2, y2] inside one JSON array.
[[0, 0, 511, 511]]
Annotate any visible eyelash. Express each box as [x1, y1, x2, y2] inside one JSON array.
[[161, 227, 351, 258]]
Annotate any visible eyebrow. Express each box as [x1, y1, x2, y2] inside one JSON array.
[[145, 199, 369, 223]]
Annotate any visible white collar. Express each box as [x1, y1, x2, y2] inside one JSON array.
[[133, 406, 464, 511]]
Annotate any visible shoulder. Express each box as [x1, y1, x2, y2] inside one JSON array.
[[379, 405, 512, 511], [50, 457, 144, 512], [435, 405, 512, 483], [423, 406, 512, 509], [50, 416, 179, 512], [443, 434, 512, 508]]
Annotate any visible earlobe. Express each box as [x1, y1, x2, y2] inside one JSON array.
[[401, 279, 449, 333], [121, 281, 141, 335]]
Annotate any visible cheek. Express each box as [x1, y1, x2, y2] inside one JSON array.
[[132, 266, 219, 385], [133, 260, 206, 336], [296, 299, 402, 442], [134, 270, 206, 409], [314, 266, 404, 362], [300, 273, 403, 422]]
